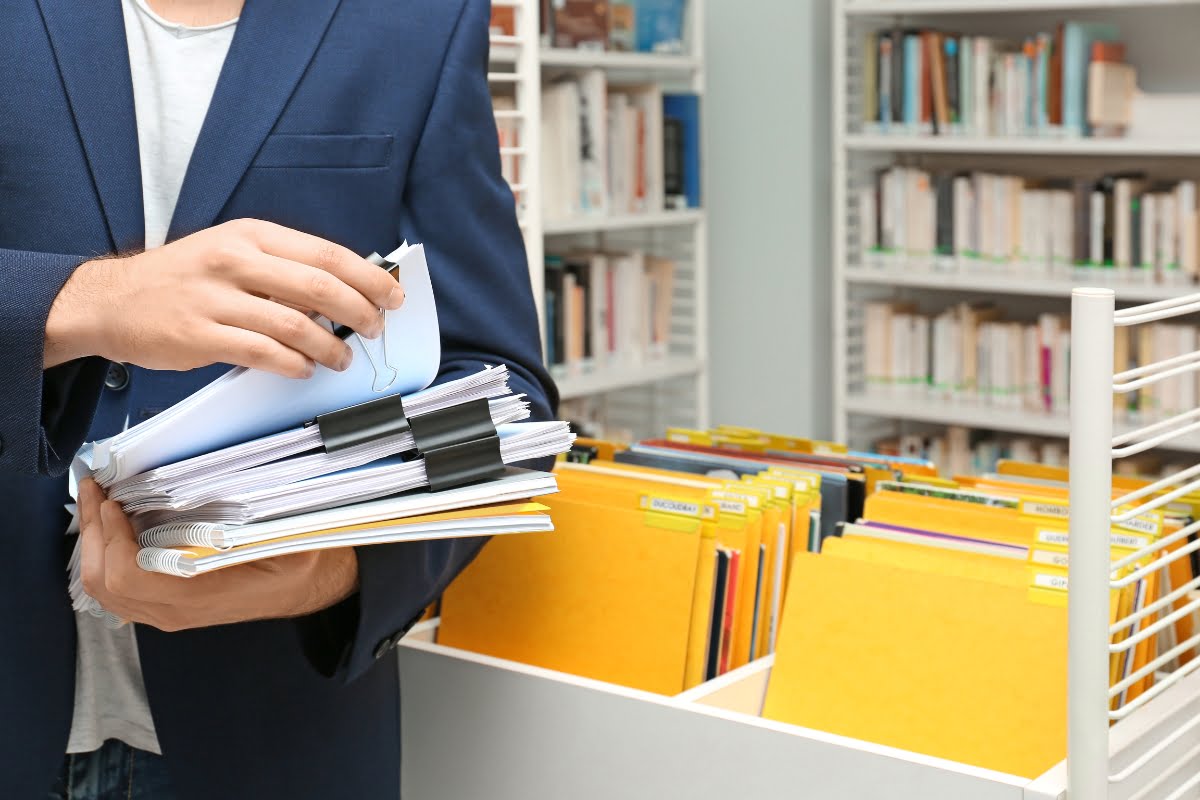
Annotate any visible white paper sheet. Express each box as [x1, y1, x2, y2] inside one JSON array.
[[77, 243, 440, 485]]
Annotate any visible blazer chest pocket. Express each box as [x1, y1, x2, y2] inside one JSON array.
[[251, 134, 393, 169]]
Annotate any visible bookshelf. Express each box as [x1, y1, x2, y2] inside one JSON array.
[[489, 1, 709, 438], [832, 0, 1200, 466]]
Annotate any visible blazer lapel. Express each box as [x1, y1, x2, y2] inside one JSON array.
[[36, 0, 145, 252], [166, 0, 343, 242]]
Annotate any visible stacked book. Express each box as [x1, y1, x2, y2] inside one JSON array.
[[541, 69, 700, 220], [865, 298, 1200, 429], [860, 166, 1200, 283], [864, 21, 1130, 138], [543, 249, 675, 376], [490, 1, 688, 54], [69, 244, 572, 616]]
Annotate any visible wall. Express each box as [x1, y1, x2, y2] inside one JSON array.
[[703, 0, 833, 437]]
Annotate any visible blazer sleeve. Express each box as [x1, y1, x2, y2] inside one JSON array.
[[297, 0, 557, 684], [0, 248, 110, 477]]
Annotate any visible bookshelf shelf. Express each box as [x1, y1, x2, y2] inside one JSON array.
[[489, 43, 522, 64], [844, 266, 1199, 302], [843, 0, 1200, 14], [555, 357, 705, 401], [846, 133, 1200, 157], [539, 48, 700, 74], [543, 209, 705, 235], [844, 392, 1200, 452]]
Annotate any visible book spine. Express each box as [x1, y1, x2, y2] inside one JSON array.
[[904, 34, 921, 129], [944, 35, 960, 127], [879, 35, 893, 128], [959, 36, 973, 134]]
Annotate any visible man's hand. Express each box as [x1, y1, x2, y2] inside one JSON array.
[[44, 219, 406, 376], [78, 478, 359, 631]]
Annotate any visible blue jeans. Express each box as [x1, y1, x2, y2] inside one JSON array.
[[49, 740, 175, 800]]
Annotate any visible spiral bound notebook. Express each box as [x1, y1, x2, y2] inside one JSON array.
[[137, 501, 554, 578], [137, 467, 559, 550]]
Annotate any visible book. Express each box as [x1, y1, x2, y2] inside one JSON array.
[[633, 0, 687, 54], [663, 93, 701, 208], [553, 0, 610, 51], [609, 2, 636, 51], [867, 21, 1128, 140]]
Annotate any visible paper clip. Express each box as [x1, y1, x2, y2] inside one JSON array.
[[332, 251, 402, 392]]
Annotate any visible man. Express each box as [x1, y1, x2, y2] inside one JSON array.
[[2, 0, 554, 798]]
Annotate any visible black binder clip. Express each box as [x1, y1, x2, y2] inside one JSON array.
[[332, 251, 403, 393], [310, 395, 506, 492], [409, 398, 506, 492], [313, 392, 411, 453]]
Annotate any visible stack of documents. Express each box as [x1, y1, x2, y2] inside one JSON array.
[[106, 364, 518, 510], [69, 242, 573, 618], [127, 421, 574, 531]]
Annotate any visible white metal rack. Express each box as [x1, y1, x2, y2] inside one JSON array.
[[489, 1, 709, 436], [832, 0, 1200, 454], [1068, 286, 1200, 798]]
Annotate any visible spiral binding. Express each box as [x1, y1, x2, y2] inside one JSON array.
[[137, 548, 190, 578], [137, 521, 225, 550]]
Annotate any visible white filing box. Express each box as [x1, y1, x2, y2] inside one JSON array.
[[400, 620, 1195, 800]]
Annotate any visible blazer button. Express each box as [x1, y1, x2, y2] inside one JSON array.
[[104, 362, 130, 391]]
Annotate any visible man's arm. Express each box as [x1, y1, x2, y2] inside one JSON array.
[[8, 221, 406, 482], [0, 248, 111, 476], [298, 0, 558, 682]]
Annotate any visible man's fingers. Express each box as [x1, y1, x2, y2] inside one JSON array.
[[245, 221, 405, 311], [215, 294, 354, 373], [99, 501, 189, 605], [78, 498, 109, 604], [206, 324, 316, 379], [77, 478, 100, 531], [236, 253, 385, 340]]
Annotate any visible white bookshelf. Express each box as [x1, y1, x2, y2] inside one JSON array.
[[832, 0, 1200, 457], [844, 0, 1199, 13], [489, 1, 709, 436], [845, 391, 1200, 451], [542, 208, 704, 236], [847, 132, 1200, 156], [539, 48, 700, 73], [845, 266, 1196, 301]]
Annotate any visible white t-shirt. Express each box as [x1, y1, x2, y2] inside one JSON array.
[[66, 0, 237, 755]]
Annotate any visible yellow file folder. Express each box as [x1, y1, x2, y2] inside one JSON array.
[[438, 493, 705, 696], [763, 551, 1068, 779]]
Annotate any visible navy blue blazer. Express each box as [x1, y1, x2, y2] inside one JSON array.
[[0, 1, 555, 797]]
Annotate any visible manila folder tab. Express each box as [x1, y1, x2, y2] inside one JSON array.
[[763, 552, 1067, 779], [438, 494, 705, 696]]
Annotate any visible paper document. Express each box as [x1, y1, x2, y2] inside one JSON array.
[[78, 243, 440, 485]]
